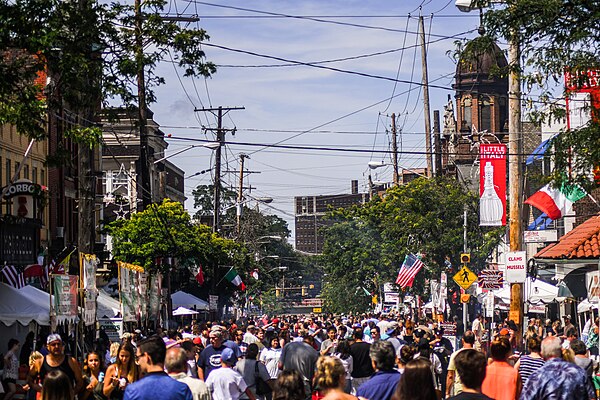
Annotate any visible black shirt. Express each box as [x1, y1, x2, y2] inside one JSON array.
[[448, 392, 493, 400], [349, 341, 374, 378]]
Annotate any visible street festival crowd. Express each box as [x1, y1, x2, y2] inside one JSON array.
[[2, 312, 600, 400]]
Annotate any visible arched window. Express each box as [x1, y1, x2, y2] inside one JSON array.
[[462, 97, 472, 130], [480, 96, 492, 132]]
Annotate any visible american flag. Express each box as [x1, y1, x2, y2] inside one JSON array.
[[395, 253, 425, 288], [2, 265, 25, 289]]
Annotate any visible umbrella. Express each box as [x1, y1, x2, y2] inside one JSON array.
[[172, 306, 199, 316]]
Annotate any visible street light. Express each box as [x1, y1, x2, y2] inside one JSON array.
[[256, 254, 280, 262], [368, 161, 429, 178], [153, 142, 220, 164]]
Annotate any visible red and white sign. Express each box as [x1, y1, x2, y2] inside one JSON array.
[[564, 68, 600, 129], [479, 144, 507, 226], [478, 270, 503, 289], [505, 251, 527, 283]]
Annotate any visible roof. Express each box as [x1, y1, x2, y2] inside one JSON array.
[[535, 214, 600, 260]]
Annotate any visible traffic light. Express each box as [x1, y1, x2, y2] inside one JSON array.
[[460, 253, 470, 264], [301, 286, 307, 296]]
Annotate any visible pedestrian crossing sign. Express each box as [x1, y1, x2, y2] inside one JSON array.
[[453, 266, 478, 290]]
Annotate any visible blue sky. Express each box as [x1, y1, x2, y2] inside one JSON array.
[[151, 1, 483, 238]]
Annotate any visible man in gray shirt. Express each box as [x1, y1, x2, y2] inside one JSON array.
[[279, 335, 318, 399]]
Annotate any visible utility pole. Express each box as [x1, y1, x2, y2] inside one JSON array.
[[419, 15, 433, 178], [194, 106, 245, 233], [236, 153, 248, 236], [463, 208, 468, 330], [508, 35, 524, 349], [135, 0, 151, 210], [433, 110, 442, 176], [391, 113, 399, 185]]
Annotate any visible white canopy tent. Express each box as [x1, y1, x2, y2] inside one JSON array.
[[492, 278, 559, 305], [97, 289, 121, 319], [171, 291, 209, 311], [172, 306, 199, 316], [0, 283, 50, 326]]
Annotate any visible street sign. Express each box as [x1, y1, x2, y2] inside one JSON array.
[[453, 266, 478, 290], [312, 307, 322, 313], [384, 292, 399, 303], [505, 251, 527, 283], [484, 291, 495, 317], [478, 270, 503, 289], [524, 230, 558, 243]]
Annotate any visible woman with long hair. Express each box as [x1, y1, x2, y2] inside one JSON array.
[[260, 336, 283, 380], [481, 337, 521, 400], [42, 370, 74, 400], [313, 356, 365, 400], [272, 370, 305, 400], [3, 338, 20, 400], [81, 351, 106, 400], [331, 340, 353, 393], [103, 343, 138, 400], [392, 358, 437, 400]]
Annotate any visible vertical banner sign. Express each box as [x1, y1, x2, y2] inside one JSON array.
[[54, 275, 78, 319], [119, 266, 136, 322], [479, 144, 507, 226], [438, 272, 447, 312], [430, 280, 440, 310], [209, 295, 218, 311], [138, 273, 148, 322], [84, 291, 96, 326], [485, 291, 495, 318], [148, 274, 162, 321], [82, 255, 98, 290]]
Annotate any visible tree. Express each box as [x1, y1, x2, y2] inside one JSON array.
[[320, 177, 504, 313], [478, 0, 600, 191], [107, 199, 245, 287]]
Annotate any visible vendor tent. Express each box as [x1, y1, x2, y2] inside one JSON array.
[[172, 306, 199, 316], [171, 291, 209, 311], [492, 278, 558, 304], [97, 290, 121, 318], [20, 285, 54, 308], [0, 283, 50, 326]]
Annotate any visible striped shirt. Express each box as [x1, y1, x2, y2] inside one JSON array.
[[518, 355, 545, 384]]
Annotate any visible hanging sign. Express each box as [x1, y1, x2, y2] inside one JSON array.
[[505, 251, 527, 283], [479, 144, 507, 226], [478, 270, 504, 289], [54, 275, 78, 319], [453, 266, 478, 290]]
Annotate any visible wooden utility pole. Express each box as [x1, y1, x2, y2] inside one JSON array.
[[134, 0, 151, 210], [433, 110, 442, 176], [236, 153, 248, 235], [194, 106, 245, 233], [419, 15, 433, 178], [391, 113, 399, 185], [508, 35, 524, 349]]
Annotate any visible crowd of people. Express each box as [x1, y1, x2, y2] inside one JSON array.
[[1, 311, 598, 400]]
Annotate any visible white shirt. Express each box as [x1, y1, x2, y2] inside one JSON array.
[[205, 367, 247, 400], [259, 347, 282, 379], [170, 372, 212, 400]]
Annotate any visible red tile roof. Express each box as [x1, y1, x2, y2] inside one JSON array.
[[535, 214, 600, 259]]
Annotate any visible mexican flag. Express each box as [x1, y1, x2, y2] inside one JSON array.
[[225, 268, 246, 291], [524, 183, 586, 220]]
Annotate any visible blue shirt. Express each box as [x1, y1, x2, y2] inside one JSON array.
[[356, 370, 401, 400], [520, 358, 595, 400], [123, 371, 192, 400]]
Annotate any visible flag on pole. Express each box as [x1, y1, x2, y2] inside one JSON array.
[[225, 268, 246, 291], [361, 287, 372, 296], [251, 269, 259, 280], [525, 183, 586, 220], [395, 253, 425, 288], [57, 251, 72, 273], [2, 265, 25, 289], [195, 265, 205, 286]]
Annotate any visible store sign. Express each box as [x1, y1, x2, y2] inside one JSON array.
[[479, 270, 504, 289], [505, 251, 527, 283], [384, 292, 399, 303], [479, 144, 507, 226], [524, 230, 558, 243], [528, 304, 546, 314]]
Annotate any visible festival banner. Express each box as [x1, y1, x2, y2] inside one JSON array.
[[479, 143, 507, 226], [437, 272, 447, 312], [81, 253, 98, 290], [148, 274, 162, 321], [84, 290, 97, 326], [53, 275, 78, 319]]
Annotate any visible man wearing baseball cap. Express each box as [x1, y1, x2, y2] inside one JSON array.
[[205, 348, 256, 400], [28, 334, 83, 395]]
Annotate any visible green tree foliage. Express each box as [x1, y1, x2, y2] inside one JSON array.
[[107, 199, 244, 283], [320, 177, 504, 314], [478, 0, 600, 191], [0, 0, 215, 144]]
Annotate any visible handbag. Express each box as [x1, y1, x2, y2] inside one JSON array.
[[254, 361, 272, 396]]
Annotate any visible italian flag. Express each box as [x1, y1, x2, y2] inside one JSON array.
[[524, 183, 586, 220], [225, 268, 246, 291]]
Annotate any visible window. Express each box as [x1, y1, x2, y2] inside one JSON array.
[[15, 162, 20, 179], [23, 164, 29, 180], [41, 169, 45, 186], [5, 159, 11, 183], [32, 167, 38, 184], [462, 97, 472, 130], [480, 96, 492, 132]]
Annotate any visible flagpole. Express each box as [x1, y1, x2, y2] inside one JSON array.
[[215, 266, 234, 287]]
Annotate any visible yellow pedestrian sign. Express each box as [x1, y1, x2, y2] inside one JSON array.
[[453, 266, 478, 290]]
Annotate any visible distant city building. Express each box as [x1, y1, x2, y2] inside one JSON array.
[[294, 181, 368, 254]]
